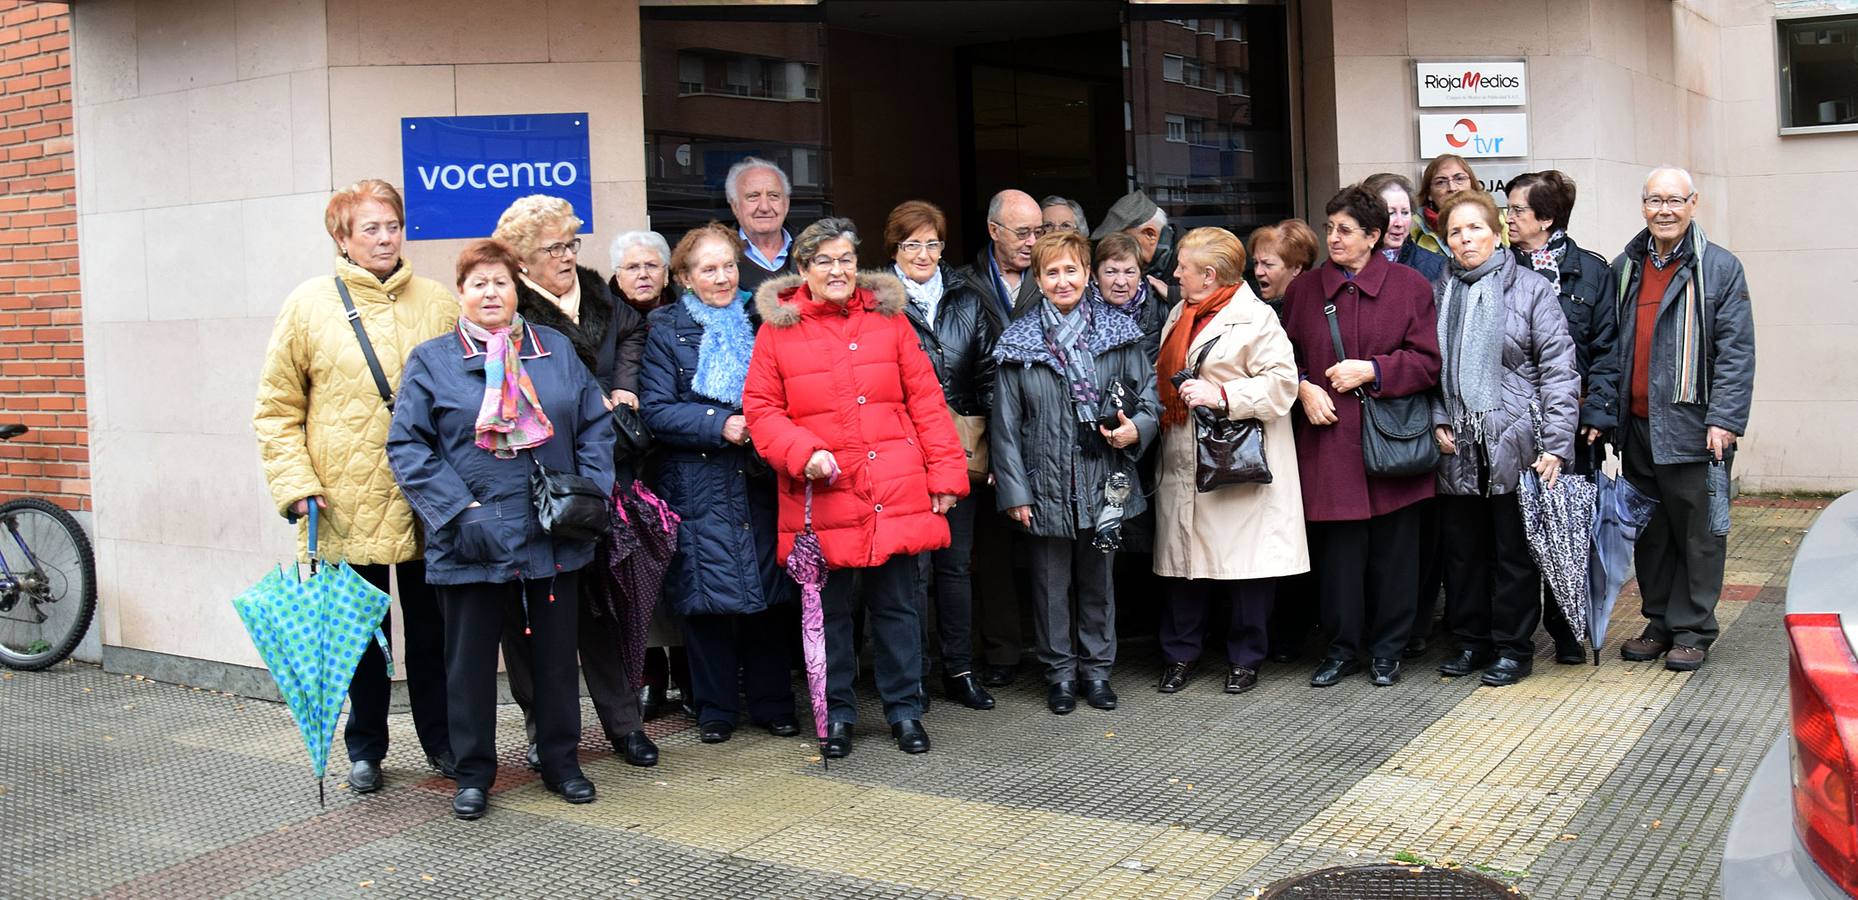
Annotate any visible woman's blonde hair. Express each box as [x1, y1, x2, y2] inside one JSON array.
[[324, 179, 404, 247], [1030, 231, 1090, 276], [492, 195, 583, 259], [1437, 190, 1503, 236], [1176, 227, 1248, 285]]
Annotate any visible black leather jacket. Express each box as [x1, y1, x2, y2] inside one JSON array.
[[1510, 234, 1618, 431], [900, 264, 996, 416]]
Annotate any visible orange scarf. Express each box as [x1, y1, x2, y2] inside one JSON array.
[[1156, 282, 1240, 428]]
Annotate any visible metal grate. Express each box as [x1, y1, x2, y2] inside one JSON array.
[[1260, 864, 1521, 899]]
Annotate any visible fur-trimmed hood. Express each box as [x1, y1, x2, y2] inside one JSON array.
[[752, 270, 908, 328], [993, 296, 1147, 368]]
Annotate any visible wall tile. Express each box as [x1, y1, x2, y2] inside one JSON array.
[[79, 92, 193, 213], [1716, 24, 1771, 105], [1331, 56, 1413, 166], [1405, 0, 1550, 56], [187, 74, 296, 204], [1739, 250, 1858, 327], [290, 70, 332, 194], [325, 0, 360, 66], [355, 0, 549, 66], [1592, 0, 1648, 72], [1630, 71, 1683, 168], [73, 0, 138, 107], [143, 200, 245, 321], [1330, 0, 1408, 58], [1647, 0, 1678, 80], [77, 211, 148, 323], [1590, 63, 1637, 163], [1727, 172, 1858, 253], [1752, 324, 1858, 402], [242, 192, 335, 320], [1673, 5, 1721, 97], [595, 180, 649, 235], [547, 0, 642, 63], [91, 321, 199, 439], [105, 537, 272, 667], [197, 317, 278, 437], [1528, 57, 1596, 159], [327, 65, 456, 188], [1546, 0, 1592, 55], [235, 0, 326, 79], [136, 0, 237, 95]]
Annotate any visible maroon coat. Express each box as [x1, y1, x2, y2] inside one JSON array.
[[1282, 255, 1441, 522]]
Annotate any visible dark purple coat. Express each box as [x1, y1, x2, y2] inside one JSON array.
[[1282, 255, 1442, 523]]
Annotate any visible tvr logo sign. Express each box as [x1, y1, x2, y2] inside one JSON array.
[[1419, 113, 1528, 159], [1443, 118, 1506, 154]]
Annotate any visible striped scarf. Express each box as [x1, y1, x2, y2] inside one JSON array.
[[460, 314, 555, 458], [1620, 224, 1711, 405]]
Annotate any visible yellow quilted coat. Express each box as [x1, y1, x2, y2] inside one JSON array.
[[254, 257, 460, 564]]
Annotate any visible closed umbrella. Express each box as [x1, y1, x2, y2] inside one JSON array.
[[1588, 449, 1659, 665], [1519, 469, 1598, 650], [231, 505, 393, 805], [601, 479, 681, 691], [784, 477, 834, 769]]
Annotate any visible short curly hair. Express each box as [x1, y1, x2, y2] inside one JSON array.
[[324, 179, 405, 247], [794, 217, 860, 269], [669, 222, 743, 285], [454, 239, 523, 289], [1029, 230, 1090, 277], [492, 195, 583, 259]]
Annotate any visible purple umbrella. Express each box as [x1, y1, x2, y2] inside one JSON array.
[[785, 476, 834, 769], [602, 479, 681, 691]]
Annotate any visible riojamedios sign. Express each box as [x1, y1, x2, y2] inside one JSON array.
[[400, 113, 594, 241]]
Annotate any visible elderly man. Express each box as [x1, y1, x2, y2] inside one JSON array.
[[1601, 167, 1755, 672], [965, 189, 1041, 331], [726, 156, 795, 293], [1090, 190, 1180, 305]]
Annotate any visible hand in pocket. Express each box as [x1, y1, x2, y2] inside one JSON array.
[[451, 505, 506, 563]]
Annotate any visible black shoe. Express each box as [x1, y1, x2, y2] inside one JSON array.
[[891, 719, 930, 754], [1082, 679, 1118, 710], [699, 721, 734, 744], [426, 751, 458, 780], [981, 664, 1017, 687], [348, 759, 382, 794], [639, 684, 667, 721], [1369, 658, 1401, 686], [452, 787, 487, 820], [942, 673, 997, 710], [1437, 649, 1495, 678], [1046, 680, 1078, 715], [1480, 657, 1532, 687], [821, 721, 853, 759], [1309, 657, 1360, 687], [525, 743, 541, 772], [1158, 661, 1192, 693], [1225, 666, 1257, 694], [757, 717, 801, 737], [548, 776, 597, 804], [619, 730, 658, 767], [1401, 635, 1428, 659], [1554, 641, 1586, 665]]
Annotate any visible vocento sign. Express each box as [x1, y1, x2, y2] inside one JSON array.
[[1415, 61, 1527, 108], [400, 113, 594, 241]]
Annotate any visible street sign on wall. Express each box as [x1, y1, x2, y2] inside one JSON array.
[[1415, 61, 1527, 108], [400, 113, 594, 241], [1418, 113, 1529, 159]]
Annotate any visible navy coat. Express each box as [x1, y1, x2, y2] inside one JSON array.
[[387, 322, 616, 585], [640, 300, 786, 616]]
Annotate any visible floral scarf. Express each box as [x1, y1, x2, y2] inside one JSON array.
[[461, 314, 555, 458], [1528, 229, 1568, 276]]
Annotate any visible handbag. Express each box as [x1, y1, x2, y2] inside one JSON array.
[[528, 454, 612, 542], [1323, 302, 1439, 478], [610, 403, 653, 463], [1171, 339, 1270, 491], [950, 409, 990, 477]]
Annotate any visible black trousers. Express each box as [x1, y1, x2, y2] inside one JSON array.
[[504, 580, 642, 750], [438, 572, 583, 790], [1440, 492, 1542, 661], [824, 553, 925, 726], [1311, 502, 1422, 663], [1624, 416, 1726, 649], [970, 482, 1025, 668], [1160, 577, 1276, 669], [920, 493, 978, 674], [344, 561, 449, 764], [1413, 499, 1444, 639], [682, 607, 795, 728]]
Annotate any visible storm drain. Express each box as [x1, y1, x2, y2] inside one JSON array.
[[1259, 864, 1521, 899]]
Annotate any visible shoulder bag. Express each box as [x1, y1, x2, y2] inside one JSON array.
[[1171, 338, 1270, 492], [529, 453, 612, 542], [1324, 302, 1438, 478]]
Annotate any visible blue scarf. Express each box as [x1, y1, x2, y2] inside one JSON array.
[[680, 290, 755, 406]]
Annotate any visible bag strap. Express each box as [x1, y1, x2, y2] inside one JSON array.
[[1188, 336, 1218, 378], [334, 276, 394, 405], [1323, 301, 1346, 365]]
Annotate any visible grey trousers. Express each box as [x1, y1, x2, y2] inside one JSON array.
[[1624, 416, 1726, 649], [1025, 533, 1116, 684]]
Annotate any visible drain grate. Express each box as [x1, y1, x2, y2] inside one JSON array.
[[1259, 864, 1521, 899]]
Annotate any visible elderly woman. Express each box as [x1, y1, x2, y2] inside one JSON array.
[[254, 179, 457, 794], [744, 218, 968, 758], [1414, 154, 1507, 256], [1247, 219, 1319, 319], [1431, 192, 1580, 687], [387, 240, 616, 821], [1151, 228, 1307, 696], [1039, 195, 1090, 237], [885, 200, 998, 712], [991, 231, 1159, 715], [609, 230, 674, 315], [491, 197, 657, 770], [1281, 186, 1441, 688], [1363, 173, 1447, 282], [1091, 231, 1166, 360], [640, 222, 795, 743]]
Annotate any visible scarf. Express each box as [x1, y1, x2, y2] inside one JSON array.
[[1380, 246, 1400, 263], [895, 264, 945, 325], [1436, 252, 1507, 448], [519, 273, 581, 325], [1528, 229, 1568, 275], [461, 315, 555, 458], [1039, 297, 1100, 423], [680, 290, 755, 406], [1628, 224, 1710, 404], [1156, 282, 1240, 428], [1095, 280, 1150, 322]]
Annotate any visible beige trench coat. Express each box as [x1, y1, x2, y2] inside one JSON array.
[[1151, 287, 1311, 580]]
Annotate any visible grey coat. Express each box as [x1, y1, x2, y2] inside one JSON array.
[[990, 298, 1160, 539], [1431, 252, 1580, 497]]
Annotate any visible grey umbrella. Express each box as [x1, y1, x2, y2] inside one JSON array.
[[1520, 468, 1599, 657], [1588, 453, 1659, 665]]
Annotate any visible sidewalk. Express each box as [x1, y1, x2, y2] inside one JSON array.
[[0, 498, 1820, 899]]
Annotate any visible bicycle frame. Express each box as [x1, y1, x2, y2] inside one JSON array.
[[0, 510, 45, 620]]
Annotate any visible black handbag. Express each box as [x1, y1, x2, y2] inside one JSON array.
[[1096, 376, 1140, 432], [528, 454, 612, 542], [1171, 339, 1270, 491], [1323, 302, 1439, 478], [610, 403, 653, 462]]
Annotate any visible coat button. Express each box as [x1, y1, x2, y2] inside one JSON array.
[[867, 450, 877, 459], [856, 396, 866, 404], [874, 503, 883, 512], [848, 342, 858, 350], [706, 408, 716, 415]]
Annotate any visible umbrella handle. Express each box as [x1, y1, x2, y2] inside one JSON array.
[[803, 481, 813, 532], [306, 502, 320, 574]]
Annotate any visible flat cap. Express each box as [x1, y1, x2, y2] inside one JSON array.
[[1090, 190, 1160, 240]]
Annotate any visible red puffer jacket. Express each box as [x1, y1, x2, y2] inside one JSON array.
[[744, 271, 969, 570]]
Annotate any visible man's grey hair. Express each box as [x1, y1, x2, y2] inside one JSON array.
[[609, 230, 671, 272], [1040, 195, 1090, 236], [1643, 166, 1696, 197], [986, 190, 1011, 223], [724, 156, 792, 206], [1145, 207, 1169, 230], [793, 217, 860, 267]]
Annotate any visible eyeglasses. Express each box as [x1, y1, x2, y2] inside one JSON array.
[[1034, 222, 1078, 237], [620, 261, 664, 275], [897, 241, 945, 255], [810, 254, 858, 272], [1431, 173, 1472, 189], [541, 238, 582, 259], [991, 221, 1036, 242], [1323, 222, 1362, 237], [1506, 204, 1532, 216], [1642, 194, 1695, 211]]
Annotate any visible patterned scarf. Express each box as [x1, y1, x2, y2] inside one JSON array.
[[461, 314, 555, 458], [1629, 225, 1709, 404], [679, 289, 755, 406], [1528, 229, 1568, 275], [1437, 252, 1507, 448], [1094, 279, 1150, 322], [1039, 297, 1101, 423], [895, 264, 945, 325], [1156, 282, 1240, 428]]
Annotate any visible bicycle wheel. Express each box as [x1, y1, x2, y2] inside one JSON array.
[[0, 497, 97, 670]]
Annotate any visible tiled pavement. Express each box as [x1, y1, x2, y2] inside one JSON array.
[[0, 499, 1823, 898]]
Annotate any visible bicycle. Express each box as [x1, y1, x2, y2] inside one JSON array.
[[0, 424, 99, 670]]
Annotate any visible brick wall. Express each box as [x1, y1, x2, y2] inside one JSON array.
[[0, 1, 82, 512]]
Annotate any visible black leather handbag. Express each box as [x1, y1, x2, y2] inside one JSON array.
[[1323, 302, 1439, 478], [528, 454, 612, 542], [1172, 340, 1270, 491], [611, 403, 653, 463]]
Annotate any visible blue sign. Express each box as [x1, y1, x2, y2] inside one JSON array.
[[400, 113, 594, 241]]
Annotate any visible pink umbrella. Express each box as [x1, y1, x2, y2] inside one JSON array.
[[785, 469, 836, 769]]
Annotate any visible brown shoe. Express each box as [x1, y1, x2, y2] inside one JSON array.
[[1225, 666, 1257, 694], [1665, 644, 1708, 671], [1621, 633, 1671, 662]]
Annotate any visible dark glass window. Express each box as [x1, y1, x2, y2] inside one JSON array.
[[1779, 15, 1858, 129]]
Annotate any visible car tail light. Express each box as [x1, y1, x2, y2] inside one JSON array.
[[1787, 612, 1858, 896]]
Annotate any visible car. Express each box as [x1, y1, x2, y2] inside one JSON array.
[[1722, 491, 1858, 899]]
